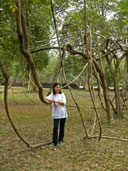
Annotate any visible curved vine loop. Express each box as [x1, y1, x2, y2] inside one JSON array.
[[0, 57, 51, 148]]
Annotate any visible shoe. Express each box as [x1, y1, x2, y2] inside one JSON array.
[[58, 141, 63, 145], [50, 143, 56, 147]]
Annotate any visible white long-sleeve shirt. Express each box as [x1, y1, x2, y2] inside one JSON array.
[[46, 93, 68, 119]]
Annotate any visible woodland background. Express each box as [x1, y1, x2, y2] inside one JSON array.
[[0, 0, 128, 170]]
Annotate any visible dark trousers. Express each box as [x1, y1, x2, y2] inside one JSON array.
[[52, 118, 66, 145]]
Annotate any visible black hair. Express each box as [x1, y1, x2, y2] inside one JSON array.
[[53, 83, 62, 94]]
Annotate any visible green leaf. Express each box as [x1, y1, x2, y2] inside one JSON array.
[[122, 19, 127, 23]]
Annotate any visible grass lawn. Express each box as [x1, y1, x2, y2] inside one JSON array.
[[0, 87, 128, 171]]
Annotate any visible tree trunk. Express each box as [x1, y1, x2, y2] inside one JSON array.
[[28, 71, 37, 92], [66, 43, 113, 123], [102, 76, 114, 122], [15, 0, 47, 104], [122, 55, 128, 96], [114, 60, 123, 118], [93, 59, 114, 123]]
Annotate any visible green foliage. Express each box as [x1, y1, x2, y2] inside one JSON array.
[[0, 0, 51, 83], [0, 0, 127, 85], [105, 65, 113, 87], [64, 54, 86, 82], [40, 51, 59, 82]]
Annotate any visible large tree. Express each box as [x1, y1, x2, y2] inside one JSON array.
[[0, 0, 50, 88]]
